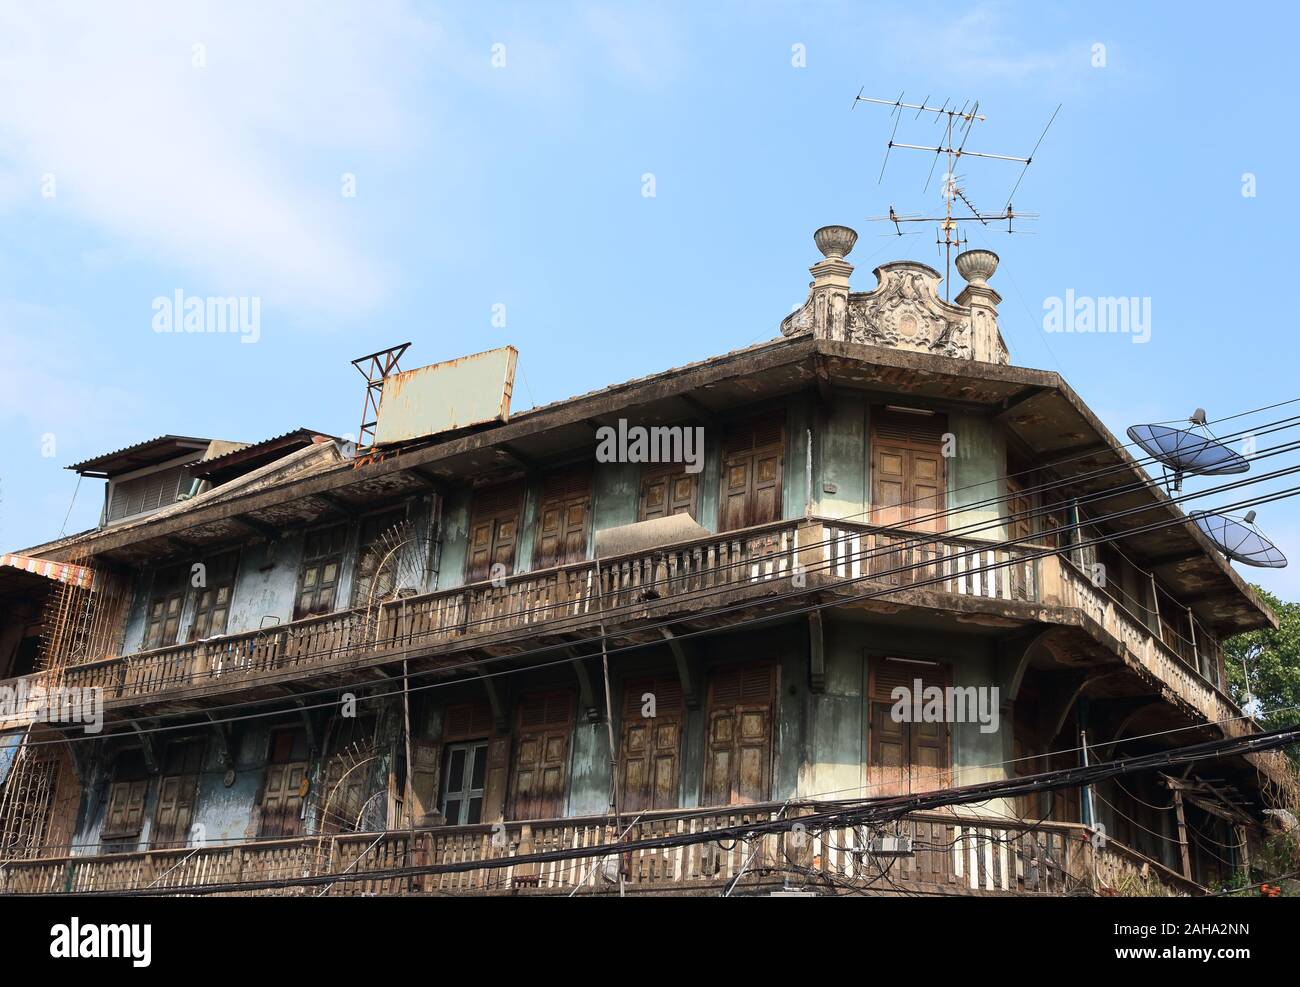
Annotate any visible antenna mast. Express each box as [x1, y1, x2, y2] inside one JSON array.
[[854, 90, 1058, 301]]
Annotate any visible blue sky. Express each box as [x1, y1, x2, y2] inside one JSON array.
[[2, 0, 1299, 597]]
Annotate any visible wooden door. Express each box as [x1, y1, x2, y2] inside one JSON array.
[[509, 690, 575, 820], [101, 748, 149, 845], [466, 482, 524, 583], [638, 465, 699, 522], [534, 465, 592, 569], [867, 658, 952, 796], [152, 741, 203, 847], [870, 411, 947, 532], [619, 676, 684, 812], [259, 728, 308, 838], [702, 663, 776, 806], [719, 414, 783, 532]]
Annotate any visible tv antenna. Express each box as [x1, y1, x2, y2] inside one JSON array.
[[854, 91, 1059, 300]]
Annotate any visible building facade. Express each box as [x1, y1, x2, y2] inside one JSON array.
[[0, 228, 1293, 897]]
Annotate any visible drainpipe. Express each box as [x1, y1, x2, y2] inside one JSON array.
[[1068, 498, 1082, 567], [805, 428, 814, 517]]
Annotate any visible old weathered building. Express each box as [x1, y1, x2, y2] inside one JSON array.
[[0, 228, 1294, 896]]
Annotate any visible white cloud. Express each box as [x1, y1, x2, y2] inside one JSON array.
[[0, 1, 440, 314]]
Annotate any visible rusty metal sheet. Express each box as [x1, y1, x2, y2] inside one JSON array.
[[375, 346, 518, 445]]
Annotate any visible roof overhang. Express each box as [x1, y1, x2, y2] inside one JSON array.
[[23, 334, 1276, 634]]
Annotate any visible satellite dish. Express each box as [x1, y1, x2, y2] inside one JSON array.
[[1127, 410, 1249, 492], [1191, 510, 1287, 568]]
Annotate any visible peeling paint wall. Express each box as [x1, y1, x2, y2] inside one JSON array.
[[948, 410, 1006, 541], [817, 395, 869, 520], [226, 538, 302, 636]]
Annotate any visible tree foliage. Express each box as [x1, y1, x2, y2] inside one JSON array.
[[1223, 586, 1300, 730]]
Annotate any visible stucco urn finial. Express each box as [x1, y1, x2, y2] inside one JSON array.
[[955, 248, 999, 286], [813, 225, 858, 260]]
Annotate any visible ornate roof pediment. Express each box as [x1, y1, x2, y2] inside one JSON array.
[[782, 260, 975, 361]]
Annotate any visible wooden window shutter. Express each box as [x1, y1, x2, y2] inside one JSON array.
[[534, 465, 592, 569], [102, 780, 149, 840], [619, 676, 685, 812], [870, 410, 947, 532], [481, 734, 512, 823], [508, 689, 574, 820], [443, 701, 494, 742], [467, 482, 524, 583], [702, 663, 776, 806], [152, 740, 203, 847], [638, 465, 699, 522], [867, 657, 952, 796], [719, 413, 784, 533], [258, 727, 309, 838]]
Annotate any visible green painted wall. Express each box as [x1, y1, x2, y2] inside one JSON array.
[[947, 410, 1006, 542], [817, 394, 869, 520]]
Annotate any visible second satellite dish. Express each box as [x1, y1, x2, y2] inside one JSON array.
[[1127, 408, 1249, 492], [1191, 510, 1287, 568]]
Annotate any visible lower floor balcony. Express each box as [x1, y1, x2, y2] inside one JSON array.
[[0, 804, 1201, 897]]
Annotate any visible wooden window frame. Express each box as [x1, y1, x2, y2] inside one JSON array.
[[701, 662, 777, 806], [866, 656, 953, 797], [618, 675, 685, 812], [441, 741, 489, 826], [465, 482, 524, 584], [869, 409, 948, 533], [718, 414, 784, 533], [637, 463, 700, 523], [257, 726, 310, 838], [533, 465, 594, 570], [294, 523, 348, 620], [151, 739, 204, 848], [143, 565, 188, 651], [350, 506, 409, 608], [101, 748, 150, 845], [507, 689, 575, 821], [187, 551, 238, 642]]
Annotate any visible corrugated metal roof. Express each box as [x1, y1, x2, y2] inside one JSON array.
[[188, 428, 333, 481], [66, 435, 216, 477]]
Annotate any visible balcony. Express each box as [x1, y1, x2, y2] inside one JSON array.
[[0, 805, 1200, 897], [0, 515, 1262, 765], [34, 518, 1040, 709]]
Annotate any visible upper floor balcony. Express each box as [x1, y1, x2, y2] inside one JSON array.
[[0, 514, 1272, 787]]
